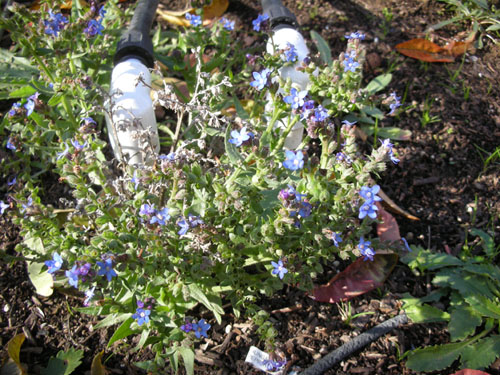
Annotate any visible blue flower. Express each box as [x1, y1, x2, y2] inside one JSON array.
[[229, 127, 254, 146], [178, 214, 204, 235], [359, 185, 382, 203], [380, 139, 399, 164], [66, 265, 80, 288], [133, 307, 151, 326], [358, 201, 378, 219], [313, 105, 329, 122], [159, 152, 176, 161], [342, 119, 357, 127], [283, 88, 308, 110], [283, 42, 298, 62], [345, 31, 365, 40], [84, 19, 104, 37], [150, 207, 170, 226], [343, 56, 360, 73], [332, 232, 342, 247], [44, 10, 68, 37], [388, 92, 401, 115], [98, 5, 106, 18], [71, 139, 87, 151], [192, 319, 211, 338], [283, 150, 304, 171], [8, 102, 21, 117], [271, 259, 288, 280], [45, 252, 63, 274], [401, 237, 412, 252], [0, 201, 10, 215], [97, 258, 117, 282], [21, 197, 33, 214], [336, 152, 352, 164], [84, 287, 95, 306], [177, 219, 190, 235], [140, 203, 156, 216], [181, 321, 193, 333], [56, 143, 70, 160], [6, 139, 16, 151], [185, 13, 202, 27], [250, 69, 270, 90], [252, 13, 269, 32], [358, 237, 375, 261], [220, 17, 235, 31], [301, 99, 315, 119], [7, 176, 16, 186]]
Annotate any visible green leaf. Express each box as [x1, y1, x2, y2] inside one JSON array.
[[187, 284, 224, 324], [135, 329, 150, 351], [48, 93, 64, 106], [434, 269, 495, 299], [90, 351, 107, 375], [55, 348, 83, 375], [403, 302, 450, 323], [27, 261, 54, 297], [95, 313, 131, 329], [361, 126, 412, 141], [177, 347, 194, 375], [460, 335, 500, 369], [470, 228, 496, 257], [464, 294, 500, 320], [9, 85, 36, 99], [360, 106, 384, 120], [406, 340, 470, 372], [224, 124, 244, 165], [448, 306, 482, 341], [107, 317, 135, 348], [402, 247, 463, 271], [364, 73, 392, 95], [310, 30, 332, 66], [233, 96, 249, 120], [40, 358, 67, 375]]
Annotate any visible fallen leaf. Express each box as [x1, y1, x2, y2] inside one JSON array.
[[157, 0, 229, 27], [202, 0, 229, 21], [451, 370, 491, 375], [395, 38, 455, 63], [30, 0, 87, 11], [27, 261, 54, 297], [1, 334, 28, 375], [378, 188, 420, 221], [376, 202, 401, 242], [311, 253, 398, 303], [91, 351, 107, 375]]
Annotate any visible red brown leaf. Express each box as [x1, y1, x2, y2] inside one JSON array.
[[311, 253, 398, 303], [395, 38, 455, 62], [450, 370, 491, 375], [377, 202, 401, 242]]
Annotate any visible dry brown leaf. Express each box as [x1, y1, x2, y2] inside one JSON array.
[[379, 188, 420, 221], [157, 0, 229, 27]]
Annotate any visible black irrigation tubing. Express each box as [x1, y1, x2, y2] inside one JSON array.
[[298, 313, 409, 375]]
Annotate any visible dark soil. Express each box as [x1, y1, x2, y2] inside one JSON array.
[[1, 0, 499, 374]]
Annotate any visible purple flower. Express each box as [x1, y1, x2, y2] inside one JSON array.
[[388, 92, 401, 115], [8, 102, 21, 117], [181, 321, 193, 333], [301, 99, 315, 119], [84, 19, 104, 37], [229, 127, 254, 147], [283, 88, 308, 110], [78, 263, 92, 277], [359, 185, 382, 203], [98, 5, 106, 18], [159, 152, 176, 162], [358, 201, 378, 219], [401, 237, 412, 252], [283, 150, 304, 171], [84, 287, 95, 306], [150, 207, 170, 226], [345, 31, 365, 40], [97, 258, 117, 282], [252, 13, 269, 32], [263, 359, 287, 372], [7, 176, 16, 186], [220, 17, 235, 31], [45, 252, 63, 274], [44, 10, 68, 37], [332, 232, 342, 247], [185, 13, 202, 27], [56, 143, 70, 160], [380, 139, 399, 164], [177, 214, 203, 236], [133, 307, 151, 326], [25, 93, 39, 117], [358, 237, 375, 261], [140, 203, 156, 216], [192, 319, 211, 339], [250, 69, 270, 91], [21, 197, 33, 214], [71, 139, 87, 151], [66, 265, 80, 288], [0, 201, 9, 215], [6, 139, 16, 151], [313, 105, 329, 122], [131, 171, 140, 190], [343, 56, 360, 73], [283, 42, 298, 62], [342, 119, 357, 127], [271, 259, 288, 280]]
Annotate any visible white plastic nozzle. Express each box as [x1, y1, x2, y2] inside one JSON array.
[[106, 58, 159, 166], [266, 27, 311, 150]]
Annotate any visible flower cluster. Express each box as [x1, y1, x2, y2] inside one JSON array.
[[345, 31, 365, 40], [181, 318, 211, 338], [358, 185, 382, 220], [185, 13, 202, 27], [343, 51, 360, 73], [132, 300, 152, 326], [219, 17, 235, 31], [8, 92, 40, 118], [388, 92, 401, 115], [282, 42, 298, 63], [44, 10, 68, 37], [278, 184, 312, 224], [380, 139, 400, 164], [178, 214, 204, 236], [263, 358, 287, 372], [84, 5, 105, 37], [358, 237, 375, 261]]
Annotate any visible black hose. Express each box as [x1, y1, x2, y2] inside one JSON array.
[[114, 0, 159, 68], [298, 314, 409, 375], [261, 0, 298, 30]]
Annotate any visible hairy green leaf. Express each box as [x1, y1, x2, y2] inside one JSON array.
[[460, 335, 500, 369], [27, 261, 53, 297], [364, 73, 392, 95], [310, 30, 332, 66], [40, 358, 67, 375], [177, 347, 194, 375], [406, 340, 470, 372], [403, 302, 450, 323], [56, 348, 83, 375], [403, 247, 463, 271], [448, 306, 482, 341], [465, 294, 500, 320], [95, 313, 131, 329], [107, 317, 135, 348]]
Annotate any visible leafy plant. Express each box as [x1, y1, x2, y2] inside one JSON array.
[[401, 231, 500, 372]]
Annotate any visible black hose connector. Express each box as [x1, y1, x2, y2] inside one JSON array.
[[261, 0, 298, 30], [114, 0, 159, 68]]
